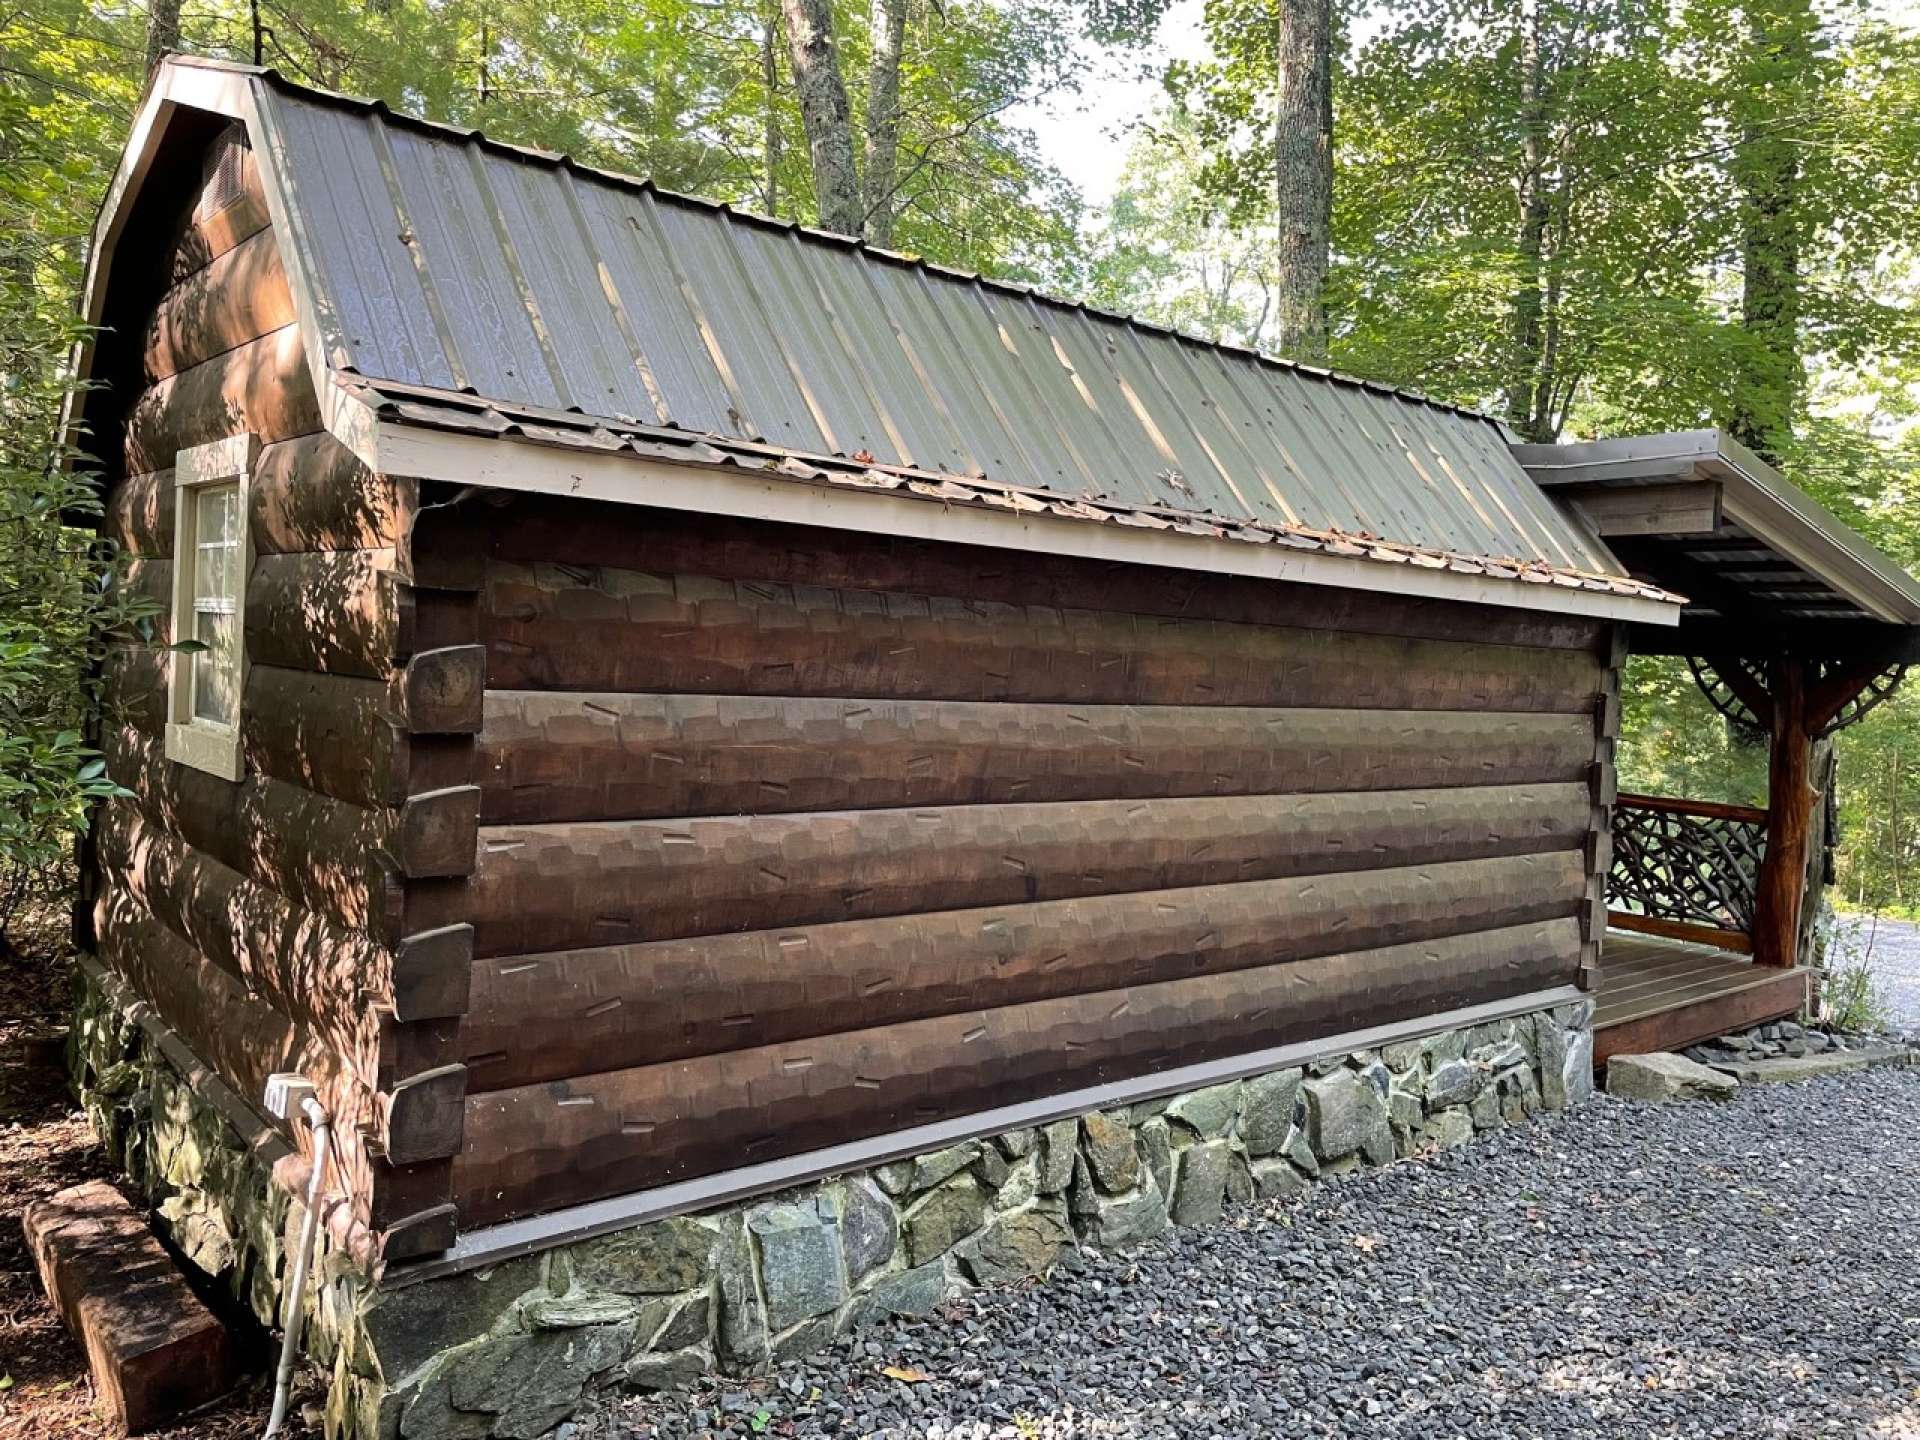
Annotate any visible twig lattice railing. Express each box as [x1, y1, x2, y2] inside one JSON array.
[[1607, 792, 1768, 952]]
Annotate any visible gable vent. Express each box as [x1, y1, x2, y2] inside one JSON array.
[[195, 122, 250, 223]]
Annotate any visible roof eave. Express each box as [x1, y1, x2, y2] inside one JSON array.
[[369, 413, 1683, 626], [1517, 429, 1920, 627]]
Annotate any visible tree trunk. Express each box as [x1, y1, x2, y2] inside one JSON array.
[[862, 0, 909, 246], [1728, 0, 1817, 462], [762, 3, 784, 215], [780, 0, 865, 236], [146, 0, 182, 73], [1273, 0, 1332, 361], [1505, 0, 1554, 442]]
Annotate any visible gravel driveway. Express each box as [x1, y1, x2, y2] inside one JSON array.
[[1832, 915, 1920, 1031], [581, 1068, 1920, 1440]]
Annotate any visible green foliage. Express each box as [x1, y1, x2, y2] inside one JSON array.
[[1817, 912, 1892, 1031]]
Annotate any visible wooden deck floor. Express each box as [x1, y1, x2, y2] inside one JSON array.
[[1592, 933, 1814, 1066]]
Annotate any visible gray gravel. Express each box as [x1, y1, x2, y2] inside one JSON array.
[[1832, 914, 1920, 1031], [578, 1068, 1920, 1440]]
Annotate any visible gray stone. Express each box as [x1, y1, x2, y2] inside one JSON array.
[[1422, 1108, 1473, 1149], [901, 1142, 980, 1193], [963, 1205, 1073, 1284], [769, 1314, 838, 1364], [1381, 1040, 1426, 1072], [570, 1218, 712, 1296], [970, 1145, 1011, 1189], [1078, 1179, 1170, 1249], [874, 1162, 916, 1197], [1705, 1045, 1907, 1084], [857, 1262, 948, 1322], [1535, 1013, 1571, 1109], [1250, 1158, 1308, 1201], [1469, 1085, 1504, 1130], [993, 1156, 1039, 1212], [524, 1293, 639, 1330], [1037, 1119, 1079, 1193], [1471, 1039, 1528, 1072], [993, 1128, 1037, 1159], [1304, 1070, 1393, 1166], [1387, 1087, 1423, 1132], [1562, 1025, 1596, 1106], [1423, 1029, 1469, 1064], [649, 1294, 710, 1353], [1164, 1081, 1241, 1138], [1357, 1060, 1392, 1102], [1080, 1110, 1140, 1193], [363, 1256, 546, 1386], [749, 1200, 846, 1330], [839, 1179, 896, 1286], [1136, 1117, 1174, 1203], [1285, 1127, 1320, 1178], [1225, 1152, 1254, 1206], [713, 1217, 767, 1373], [1239, 1068, 1303, 1156], [1607, 1052, 1740, 1102], [1169, 1141, 1230, 1227], [1424, 1058, 1485, 1109], [623, 1347, 709, 1392], [1554, 997, 1595, 1029], [447, 1322, 632, 1438], [903, 1177, 988, 1266], [1307, 1054, 1346, 1076]]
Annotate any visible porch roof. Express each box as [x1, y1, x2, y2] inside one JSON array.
[[1516, 429, 1920, 660]]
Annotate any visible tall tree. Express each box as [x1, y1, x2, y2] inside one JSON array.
[[862, 0, 909, 243], [1503, 0, 1553, 439], [145, 0, 182, 72], [1272, 0, 1332, 359], [779, 0, 864, 233], [1725, 0, 1822, 461]]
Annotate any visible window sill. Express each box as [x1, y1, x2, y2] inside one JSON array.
[[166, 721, 243, 782]]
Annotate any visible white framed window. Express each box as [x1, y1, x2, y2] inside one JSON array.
[[165, 433, 258, 781]]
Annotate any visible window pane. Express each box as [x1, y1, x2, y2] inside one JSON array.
[[194, 483, 239, 606], [191, 602, 238, 725]]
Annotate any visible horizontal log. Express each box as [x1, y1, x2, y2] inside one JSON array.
[[103, 724, 398, 934], [99, 654, 481, 808], [444, 783, 1589, 959], [168, 134, 270, 283], [91, 885, 379, 1201], [477, 692, 1597, 825], [248, 550, 409, 678], [462, 849, 1587, 1089], [144, 226, 296, 383], [111, 558, 174, 646], [104, 437, 408, 560], [482, 561, 1604, 711], [429, 494, 1607, 652], [124, 325, 318, 475], [252, 433, 412, 555], [103, 471, 174, 557], [94, 800, 389, 1070], [456, 916, 1582, 1222], [246, 651, 484, 808]]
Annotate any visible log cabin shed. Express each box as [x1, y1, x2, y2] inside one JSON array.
[[59, 54, 1920, 1436]]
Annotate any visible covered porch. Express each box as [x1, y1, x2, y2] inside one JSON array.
[[1518, 430, 1920, 1064]]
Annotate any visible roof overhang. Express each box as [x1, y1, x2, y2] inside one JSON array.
[[69, 56, 1682, 628], [368, 395, 1683, 625], [1517, 429, 1920, 658]]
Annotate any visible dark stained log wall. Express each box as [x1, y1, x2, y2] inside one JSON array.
[[81, 130, 471, 1261], [414, 495, 1618, 1227]]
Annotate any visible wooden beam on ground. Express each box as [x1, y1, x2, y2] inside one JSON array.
[[23, 1181, 237, 1433]]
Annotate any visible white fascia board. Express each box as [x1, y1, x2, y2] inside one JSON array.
[[374, 422, 1683, 627]]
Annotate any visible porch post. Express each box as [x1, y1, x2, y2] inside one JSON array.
[[1752, 656, 1814, 967]]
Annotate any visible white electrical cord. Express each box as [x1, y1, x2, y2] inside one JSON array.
[[263, 1094, 329, 1440]]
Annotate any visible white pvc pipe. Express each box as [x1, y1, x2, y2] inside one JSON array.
[[263, 1096, 329, 1440]]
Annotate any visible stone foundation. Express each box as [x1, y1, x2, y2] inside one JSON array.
[[68, 959, 1593, 1440]]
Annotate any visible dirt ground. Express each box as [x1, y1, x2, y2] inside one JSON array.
[[0, 895, 309, 1440]]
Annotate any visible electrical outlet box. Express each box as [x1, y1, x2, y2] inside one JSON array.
[[263, 1073, 318, 1122]]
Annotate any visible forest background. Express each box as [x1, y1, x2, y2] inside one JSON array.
[[7, 0, 1920, 968]]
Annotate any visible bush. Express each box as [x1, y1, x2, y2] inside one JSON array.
[[0, 202, 149, 948]]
